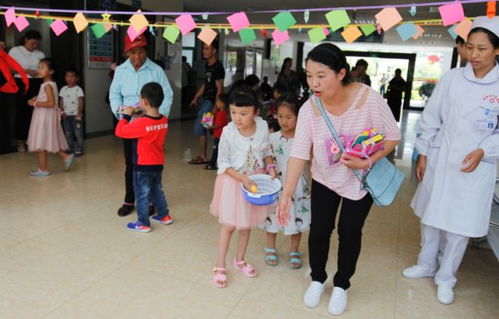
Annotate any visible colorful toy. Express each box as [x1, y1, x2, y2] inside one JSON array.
[[201, 112, 214, 128], [344, 129, 384, 158], [117, 102, 142, 118], [250, 185, 258, 193]]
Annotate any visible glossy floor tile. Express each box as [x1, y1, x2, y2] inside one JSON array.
[[0, 112, 497, 318]]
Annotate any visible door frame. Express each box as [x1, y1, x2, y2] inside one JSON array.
[[343, 51, 417, 110]]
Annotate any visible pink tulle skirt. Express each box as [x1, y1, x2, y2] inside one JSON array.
[[210, 170, 272, 229], [27, 107, 68, 153]]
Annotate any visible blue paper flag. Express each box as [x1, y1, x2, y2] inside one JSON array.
[[396, 22, 418, 41], [448, 25, 458, 39], [409, 5, 417, 17]]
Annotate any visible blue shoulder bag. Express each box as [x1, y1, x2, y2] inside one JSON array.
[[314, 95, 405, 207]]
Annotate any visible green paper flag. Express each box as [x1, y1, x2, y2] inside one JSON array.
[[359, 24, 376, 36], [325, 10, 351, 32], [272, 11, 297, 31], [163, 26, 180, 44], [308, 28, 326, 43], [91, 24, 106, 39], [46, 19, 54, 26], [239, 28, 256, 45]]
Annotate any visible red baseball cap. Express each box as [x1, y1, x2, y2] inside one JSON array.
[[124, 34, 148, 53]]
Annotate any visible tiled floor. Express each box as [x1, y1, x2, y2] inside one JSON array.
[[0, 112, 497, 318]]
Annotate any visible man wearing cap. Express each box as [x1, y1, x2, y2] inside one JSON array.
[[109, 35, 173, 217]]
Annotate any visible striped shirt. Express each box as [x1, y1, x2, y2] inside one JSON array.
[[290, 84, 401, 200]]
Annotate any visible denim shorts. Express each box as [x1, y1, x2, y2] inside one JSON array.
[[193, 99, 214, 136]]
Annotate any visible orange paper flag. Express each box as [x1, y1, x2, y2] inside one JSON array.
[[341, 26, 362, 43], [487, 1, 496, 18]]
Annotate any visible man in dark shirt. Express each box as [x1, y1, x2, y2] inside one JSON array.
[[189, 40, 225, 164], [386, 68, 407, 122]]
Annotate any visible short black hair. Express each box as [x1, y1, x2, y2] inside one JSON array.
[[276, 93, 302, 116], [208, 39, 219, 51], [216, 93, 229, 110], [355, 59, 368, 68], [455, 36, 465, 45], [306, 43, 351, 86], [469, 27, 499, 49], [65, 68, 79, 77], [228, 83, 260, 111], [24, 30, 42, 41], [245, 74, 260, 87], [40, 58, 57, 75], [140, 82, 164, 108], [395, 68, 402, 75]]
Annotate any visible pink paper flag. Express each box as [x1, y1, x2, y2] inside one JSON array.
[[412, 25, 424, 40], [197, 28, 218, 45], [104, 23, 113, 32], [227, 12, 250, 32], [272, 29, 289, 46], [375, 7, 403, 31], [323, 27, 330, 36], [438, 2, 465, 26], [455, 18, 472, 41], [4, 7, 16, 27], [175, 14, 196, 35], [51, 20, 68, 36], [14, 16, 29, 32], [127, 25, 146, 41]]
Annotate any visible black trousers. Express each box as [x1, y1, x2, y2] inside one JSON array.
[[208, 137, 220, 166], [123, 138, 135, 205], [309, 180, 373, 289], [15, 78, 42, 141]]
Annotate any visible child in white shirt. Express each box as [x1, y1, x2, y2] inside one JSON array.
[[59, 68, 85, 155]]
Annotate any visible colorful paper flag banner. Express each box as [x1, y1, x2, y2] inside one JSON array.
[[197, 28, 218, 45], [73, 12, 88, 33], [375, 7, 403, 31], [396, 22, 418, 41], [91, 23, 107, 39], [325, 10, 351, 32], [50, 20, 68, 36], [272, 29, 290, 45], [308, 27, 326, 43], [127, 25, 146, 41], [175, 14, 196, 35], [163, 26, 180, 44], [4, 7, 17, 26], [341, 25, 362, 43], [129, 10, 149, 32], [448, 25, 458, 39], [360, 24, 376, 36], [438, 2, 465, 26], [239, 28, 256, 45], [412, 24, 424, 39], [454, 18, 472, 41], [304, 10, 310, 23], [227, 11, 250, 32], [272, 11, 296, 31], [487, 1, 496, 18], [13, 15, 29, 32], [409, 5, 417, 17]]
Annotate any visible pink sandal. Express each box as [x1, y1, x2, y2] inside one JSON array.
[[212, 267, 227, 288], [233, 258, 257, 278]]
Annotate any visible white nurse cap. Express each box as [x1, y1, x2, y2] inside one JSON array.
[[471, 16, 499, 37]]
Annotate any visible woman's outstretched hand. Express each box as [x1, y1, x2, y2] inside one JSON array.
[[276, 195, 292, 226]]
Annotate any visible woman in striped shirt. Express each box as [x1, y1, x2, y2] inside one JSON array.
[[276, 43, 400, 315]]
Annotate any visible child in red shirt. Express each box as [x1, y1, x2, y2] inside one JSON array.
[[205, 94, 228, 170], [115, 82, 173, 232]]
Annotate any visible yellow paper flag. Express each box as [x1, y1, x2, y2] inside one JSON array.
[[129, 10, 149, 33], [341, 26, 362, 43], [73, 12, 88, 33]]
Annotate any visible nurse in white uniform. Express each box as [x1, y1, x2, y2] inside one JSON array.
[[403, 16, 499, 305]]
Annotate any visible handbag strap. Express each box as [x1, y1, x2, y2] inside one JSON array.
[[313, 94, 365, 182]]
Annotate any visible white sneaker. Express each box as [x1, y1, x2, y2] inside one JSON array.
[[437, 285, 454, 305], [402, 265, 434, 279], [328, 287, 348, 316], [303, 281, 324, 308]]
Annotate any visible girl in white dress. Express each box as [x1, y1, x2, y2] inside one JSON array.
[[262, 94, 311, 269], [210, 84, 277, 288]]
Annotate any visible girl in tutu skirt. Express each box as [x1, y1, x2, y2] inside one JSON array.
[[210, 84, 277, 288], [26, 59, 74, 176]]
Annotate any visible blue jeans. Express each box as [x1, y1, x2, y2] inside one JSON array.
[[193, 99, 214, 136], [133, 170, 169, 226], [62, 116, 84, 153]]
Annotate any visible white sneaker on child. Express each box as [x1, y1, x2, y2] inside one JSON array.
[[328, 287, 348, 316], [402, 265, 434, 279], [437, 284, 454, 305], [303, 281, 324, 308]]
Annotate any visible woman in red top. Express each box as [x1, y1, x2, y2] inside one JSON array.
[[205, 94, 229, 170]]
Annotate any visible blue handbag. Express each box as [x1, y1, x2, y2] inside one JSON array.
[[314, 96, 405, 207]]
